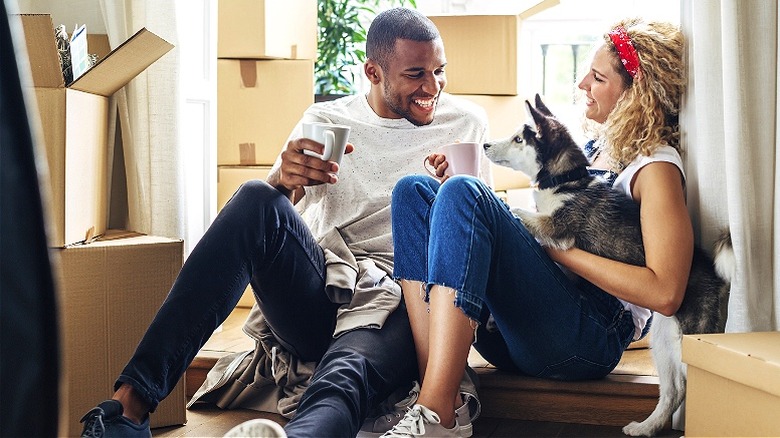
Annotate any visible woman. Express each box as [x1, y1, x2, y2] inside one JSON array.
[[386, 18, 688, 437]]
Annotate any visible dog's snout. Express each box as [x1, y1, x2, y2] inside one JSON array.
[[483, 142, 491, 150]]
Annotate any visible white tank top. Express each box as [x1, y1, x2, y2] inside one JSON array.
[[612, 145, 685, 340]]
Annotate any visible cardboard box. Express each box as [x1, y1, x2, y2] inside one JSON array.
[[218, 59, 313, 166], [218, 0, 317, 60], [429, 1, 558, 95], [682, 332, 780, 437], [457, 94, 532, 190], [217, 166, 273, 211], [86, 34, 111, 59], [218, 166, 273, 308], [19, 14, 173, 247], [55, 234, 186, 435]]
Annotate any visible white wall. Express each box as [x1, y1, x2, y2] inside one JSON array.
[[415, 0, 679, 25], [16, 0, 105, 33]]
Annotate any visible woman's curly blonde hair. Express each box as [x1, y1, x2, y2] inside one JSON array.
[[584, 18, 685, 168]]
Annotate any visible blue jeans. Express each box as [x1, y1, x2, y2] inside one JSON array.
[[117, 180, 417, 437], [392, 175, 634, 380]]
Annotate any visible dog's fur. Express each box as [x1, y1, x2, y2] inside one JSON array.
[[483, 95, 733, 437]]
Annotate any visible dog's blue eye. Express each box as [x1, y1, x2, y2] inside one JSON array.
[[513, 136, 523, 143]]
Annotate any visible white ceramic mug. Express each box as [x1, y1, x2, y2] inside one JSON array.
[[302, 122, 351, 165], [425, 142, 482, 177]]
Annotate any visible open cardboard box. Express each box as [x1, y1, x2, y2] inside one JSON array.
[[18, 14, 173, 247]]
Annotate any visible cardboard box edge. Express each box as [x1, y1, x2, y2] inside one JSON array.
[[682, 333, 780, 397]]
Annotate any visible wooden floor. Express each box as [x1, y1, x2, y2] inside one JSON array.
[[153, 403, 680, 437], [154, 307, 680, 437]]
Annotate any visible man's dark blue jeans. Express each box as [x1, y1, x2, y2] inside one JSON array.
[[116, 180, 417, 437]]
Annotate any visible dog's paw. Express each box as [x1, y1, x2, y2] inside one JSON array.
[[509, 207, 546, 232], [509, 207, 534, 220], [547, 237, 575, 251], [510, 208, 575, 250], [622, 420, 658, 437]]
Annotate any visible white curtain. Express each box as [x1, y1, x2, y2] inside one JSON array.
[[682, 0, 779, 331], [99, 0, 183, 240]]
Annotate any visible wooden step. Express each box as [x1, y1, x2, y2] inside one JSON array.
[[187, 308, 663, 427], [475, 367, 660, 426]]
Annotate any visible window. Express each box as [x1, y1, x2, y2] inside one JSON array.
[[417, 0, 681, 139]]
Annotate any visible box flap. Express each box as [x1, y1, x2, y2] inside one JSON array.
[[683, 332, 780, 397], [18, 14, 65, 88], [87, 234, 182, 247], [69, 27, 173, 97], [518, 0, 560, 19]]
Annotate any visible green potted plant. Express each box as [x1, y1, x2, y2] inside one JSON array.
[[316, 0, 416, 99]]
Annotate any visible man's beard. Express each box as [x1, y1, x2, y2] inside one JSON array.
[[382, 80, 437, 126]]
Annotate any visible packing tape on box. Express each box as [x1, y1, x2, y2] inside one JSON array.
[[239, 60, 256, 88], [239, 142, 257, 165]]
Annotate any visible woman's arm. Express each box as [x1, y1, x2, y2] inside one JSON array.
[[546, 161, 693, 316]]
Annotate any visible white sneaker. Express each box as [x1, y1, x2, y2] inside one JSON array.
[[454, 396, 473, 437], [360, 383, 474, 437], [224, 419, 287, 438], [380, 404, 468, 438]]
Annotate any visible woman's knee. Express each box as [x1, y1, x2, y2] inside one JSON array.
[[436, 175, 487, 203], [426, 176, 491, 223], [392, 175, 438, 205]]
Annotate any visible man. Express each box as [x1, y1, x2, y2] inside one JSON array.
[[80, 8, 489, 438]]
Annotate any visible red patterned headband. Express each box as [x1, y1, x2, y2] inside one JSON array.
[[608, 26, 640, 78]]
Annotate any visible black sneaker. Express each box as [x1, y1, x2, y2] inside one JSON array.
[[80, 400, 151, 437]]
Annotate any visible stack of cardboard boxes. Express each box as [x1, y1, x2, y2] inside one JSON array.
[[428, 0, 558, 209], [17, 14, 185, 435], [215, 0, 317, 307]]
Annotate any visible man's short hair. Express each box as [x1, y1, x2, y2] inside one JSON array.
[[366, 8, 441, 70]]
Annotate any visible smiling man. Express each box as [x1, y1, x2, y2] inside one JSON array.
[[364, 18, 447, 126], [80, 8, 490, 438]]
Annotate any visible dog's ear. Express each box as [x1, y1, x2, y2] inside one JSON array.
[[534, 94, 554, 117], [525, 100, 552, 143], [525, 100, 547, 131]]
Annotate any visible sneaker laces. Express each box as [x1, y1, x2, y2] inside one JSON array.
[[379, 381, 420, 423], [80, 406, 107, 438], [80, 400, 124, 438], [385, 405, 441, 437]]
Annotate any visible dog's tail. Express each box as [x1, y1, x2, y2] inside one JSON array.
[[713, 230, 735, 284], [712, 229, 734, 332]]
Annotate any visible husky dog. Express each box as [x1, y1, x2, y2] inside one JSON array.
[[483, 95, 732, 437]]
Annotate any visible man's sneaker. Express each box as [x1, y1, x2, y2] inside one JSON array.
[[380, 404, 466, 437], [224, 418, 288, 437], [359, 381, 421, 436], [80, 400, 151, 438]]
